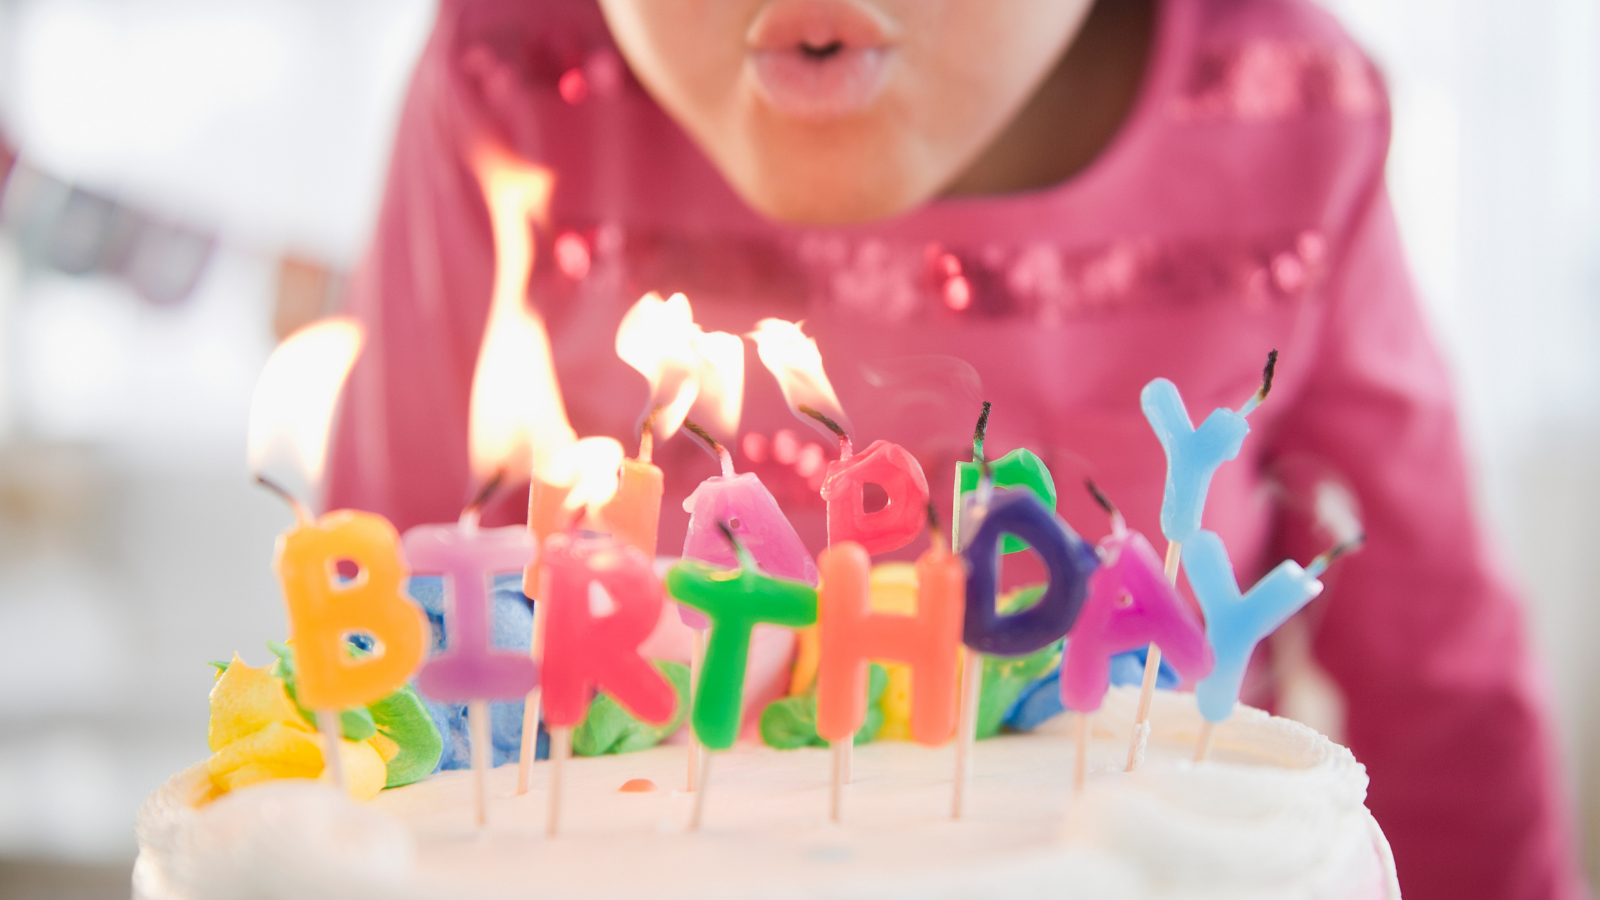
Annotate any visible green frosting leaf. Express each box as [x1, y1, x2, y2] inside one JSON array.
[[758, 695, 822, 749], [256, 640, 443, 788], [367, 684, 443, 787], [263, 640, 381, 744], [759, 664, 887, 749], [573, 661, 691, 757]]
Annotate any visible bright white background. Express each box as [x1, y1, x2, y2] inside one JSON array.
[[0, 0, 1593, 887]]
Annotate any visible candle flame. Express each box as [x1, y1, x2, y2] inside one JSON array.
[[614, 292, 744, 442], [246, 318, 364, 505], [748, 318, 851, 442], [546, 436, 626, 513], [468, 144, 575, 483]]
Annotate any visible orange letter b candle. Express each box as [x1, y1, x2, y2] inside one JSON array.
[[816, 541, 965, 747], [275, 510, 429, 710]]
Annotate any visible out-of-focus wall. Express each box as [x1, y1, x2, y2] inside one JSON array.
[[0, 0, 438, 866], [1321, 0, 1600, 885]]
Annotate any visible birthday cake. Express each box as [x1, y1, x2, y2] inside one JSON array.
[[157, 295, 1399, 898], [134, 686, 1398, 900]]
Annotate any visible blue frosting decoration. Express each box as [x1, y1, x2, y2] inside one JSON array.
[[1003, 645, 1180, 732], [407, 572, 548, 768]]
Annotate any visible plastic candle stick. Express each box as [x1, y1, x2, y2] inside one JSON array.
[[276, 510, 429, 712], [538, 532, 678, 728], [962, 490, 1099, 656], [1059, 527, 1214, 714], [407, 519, 538, 702], [817, 534, 964, 747], [1183, 529, 1330, 727], [666, 534, 819, 751], [819, 438, 931, 556]]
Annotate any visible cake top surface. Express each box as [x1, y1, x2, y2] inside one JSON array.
[[135, 688, 1400, 900]]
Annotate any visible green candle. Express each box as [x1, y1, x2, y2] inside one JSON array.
[[954, 451, 1056, 555], [666, 537, 818, 750]]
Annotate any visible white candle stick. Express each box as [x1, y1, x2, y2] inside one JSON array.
[[516, 598, 549, 796], [687, 630, 705, 791], [546, 726, 570, 836], [469, 700, 491, 827], [1125, 540, 1181, 772], [315, 709, 346, 793], [689, 748, 713, 831]]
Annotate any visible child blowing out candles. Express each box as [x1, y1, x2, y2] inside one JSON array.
[[328, 0, 1586, 895]]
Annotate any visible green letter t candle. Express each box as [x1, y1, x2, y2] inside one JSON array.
[[666, 545, 818, 750]]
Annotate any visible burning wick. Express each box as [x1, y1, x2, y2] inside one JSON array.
[[637, 406, 661, 464], [461, 468, 507, 534], [254, 474, 311, 526], [798, 404, 852, 461], [684, 419, 735, 478]]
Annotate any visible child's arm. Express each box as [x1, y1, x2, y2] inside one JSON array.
[[1272, 176, 1587, 900]]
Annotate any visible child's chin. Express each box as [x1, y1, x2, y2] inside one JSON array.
[[728, 143, 935, 226]]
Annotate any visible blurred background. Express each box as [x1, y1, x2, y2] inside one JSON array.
[[0, 0, 1593, 896]]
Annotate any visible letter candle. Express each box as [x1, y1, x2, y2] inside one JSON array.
[[615, 292, 749, 793], [816, 505, 963, 822], [809, 407, 930, 557], [1127, 351, 1276, 770], [247, 319, 429, 795], [666, 525, 818, 830], [796, 403, 931, 790], [952, 403, 1058, 554], [539, 524, 678, 834], [953, 404, 1100, 817], [407, 472, 539, 827], [1184, 529, 1361, 761], [263, 483, 430, 796], [1061, 483, 1214, 789], [678, 420, 816, 790]]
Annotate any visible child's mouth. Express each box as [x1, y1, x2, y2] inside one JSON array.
[[746, 0, 895, 120]]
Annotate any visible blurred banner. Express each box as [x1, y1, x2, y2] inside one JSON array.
[[0, 130, 345, 332]]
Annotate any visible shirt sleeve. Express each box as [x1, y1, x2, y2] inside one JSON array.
[[1271, 171, 1589, 900]]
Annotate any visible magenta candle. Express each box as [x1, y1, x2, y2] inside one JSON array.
[[408, 520, 539, 701], [680, 442, 817, 629], [1059, 526, 1214, 713]]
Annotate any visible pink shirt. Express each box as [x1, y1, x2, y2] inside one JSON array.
[[329, 0, 1589, 896]]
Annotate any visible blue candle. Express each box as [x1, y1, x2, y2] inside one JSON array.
[[1183, 529, 1324, 722], [963, 489, 1098, 656], [1141, 379, 1250, 545]]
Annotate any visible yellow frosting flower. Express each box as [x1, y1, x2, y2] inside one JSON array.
[[204, 656, 386, 802]]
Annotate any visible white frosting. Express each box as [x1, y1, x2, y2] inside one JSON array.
[[135, 687, 1399, 900]]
